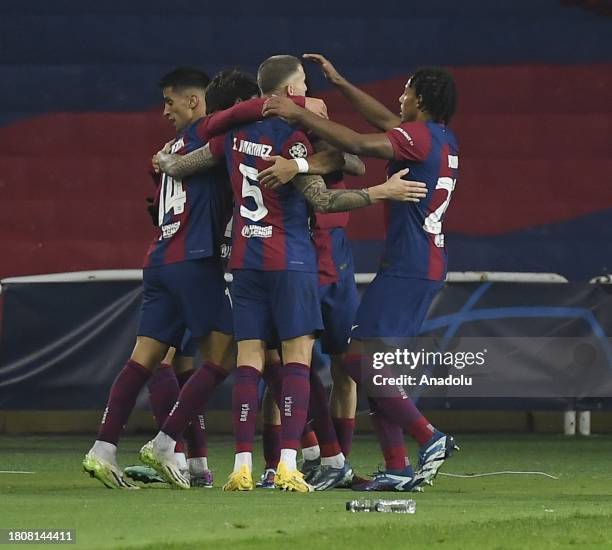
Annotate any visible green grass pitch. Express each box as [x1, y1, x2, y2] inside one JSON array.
[[1, 434, 612, 549]]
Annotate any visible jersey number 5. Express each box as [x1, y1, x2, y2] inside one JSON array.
[[159, 173, 187, 226], [239, 163, 268, 222]]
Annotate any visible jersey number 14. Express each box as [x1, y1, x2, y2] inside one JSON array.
[[158, 173, 187, 226]]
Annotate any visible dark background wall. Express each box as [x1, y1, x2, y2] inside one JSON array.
[[1, 0, 611, 280]]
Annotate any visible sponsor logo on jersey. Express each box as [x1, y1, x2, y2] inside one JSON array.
[[241, 225, 273, 239], [232, 137, 273, 158], [448, 155, 458, 169], [393, 127, 414, 146], [288, 142, 308, 159], [161, 221, 181, 239]]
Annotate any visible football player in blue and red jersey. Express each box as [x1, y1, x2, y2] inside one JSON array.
[[263, 54, 460, 491], [254, 148, 363, 490], [82, 67, 261, 489], [153, 55, 429, 491]]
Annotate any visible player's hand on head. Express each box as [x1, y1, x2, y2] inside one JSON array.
[[263, 96, 302, 122], [384, 168, 427, 202], [303, 54, 343, 85], [258, 155, 298, 189], [304, 97, 328, 119]]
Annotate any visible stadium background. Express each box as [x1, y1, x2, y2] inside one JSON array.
[[1, 0, 611, 431]]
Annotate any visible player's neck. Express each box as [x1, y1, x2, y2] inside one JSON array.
[[177, 111, 205, 132], [264, 89, 290, 99], [191, 108, 206, 121]]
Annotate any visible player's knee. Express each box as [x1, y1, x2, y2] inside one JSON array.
[[199, 331, 236, 371], [132, 336, 170, 369], [172, 354, 194, 374], [281, 334, 315, 365]]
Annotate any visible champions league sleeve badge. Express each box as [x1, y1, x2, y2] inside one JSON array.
[[288, 142, 308, 159]]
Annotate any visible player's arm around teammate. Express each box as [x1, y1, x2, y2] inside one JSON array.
[[155, 143, 427, 208]]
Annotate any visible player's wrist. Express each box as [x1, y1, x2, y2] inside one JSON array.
[[332, 74, 347, 87], [293, 158, 310, 174], [366, 184, 384, 203]]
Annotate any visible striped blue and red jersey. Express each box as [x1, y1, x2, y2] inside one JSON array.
[[209, 118, 317, 272], [313, 172, 350, 285], [144, 118, 232, 268], [383, 120, 459, 281]]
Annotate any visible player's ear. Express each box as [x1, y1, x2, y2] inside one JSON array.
[[285, 84, 294, 96], [188, 94, 200, 109], [416, 94, 425, 111]]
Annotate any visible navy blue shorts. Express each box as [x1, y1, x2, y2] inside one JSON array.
[[138, 258, 227, 348], [319, 230, 358, 355], [178, 329, 197, 357], [231, 269, 323, 343], [352, 272, 443, 340]]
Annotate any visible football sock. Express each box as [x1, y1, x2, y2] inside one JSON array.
[[280, 363, 310, 451], [188, 457, 209, 475], [185, 412, 208, 459], [332, 417, 356, 457], [263, 423, 281, 469], [147, 363, 180, 428], [233, 451, 252, 472], [279, 448, 298, 471], [320, 453, 345, 469], [232, 366, 262, 454], [161, 362, 227, 441], [175, 368, 208, 458], [300, 425, 318, 449], [301, 425, 320, 460], [369, 394, 434, 445], [301, 445, 320, 461], [175, 369, 195, 388], [174, 452, 187, 471], [97, 359, 151, 445], [369, 399, 407, 471], [91, 440, 117, 462], [406, 416, 437, 446], [308, 369, 342, 459], [152, 431, 176, 455]]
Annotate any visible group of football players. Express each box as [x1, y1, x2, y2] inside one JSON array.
[[82, 52, 459, 494]]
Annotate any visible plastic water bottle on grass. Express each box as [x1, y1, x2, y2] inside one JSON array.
[[346, 499, 416, 514]]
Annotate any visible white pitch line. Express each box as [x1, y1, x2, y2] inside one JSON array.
[[440, 471, 559, 480], [0, 470, 35, 474]]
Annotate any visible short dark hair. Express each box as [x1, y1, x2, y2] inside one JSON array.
[[257, 55, 302, 94], [158, 66, 211, 93], [205, 69, 260, 114], [409, 67, 457, 124]]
